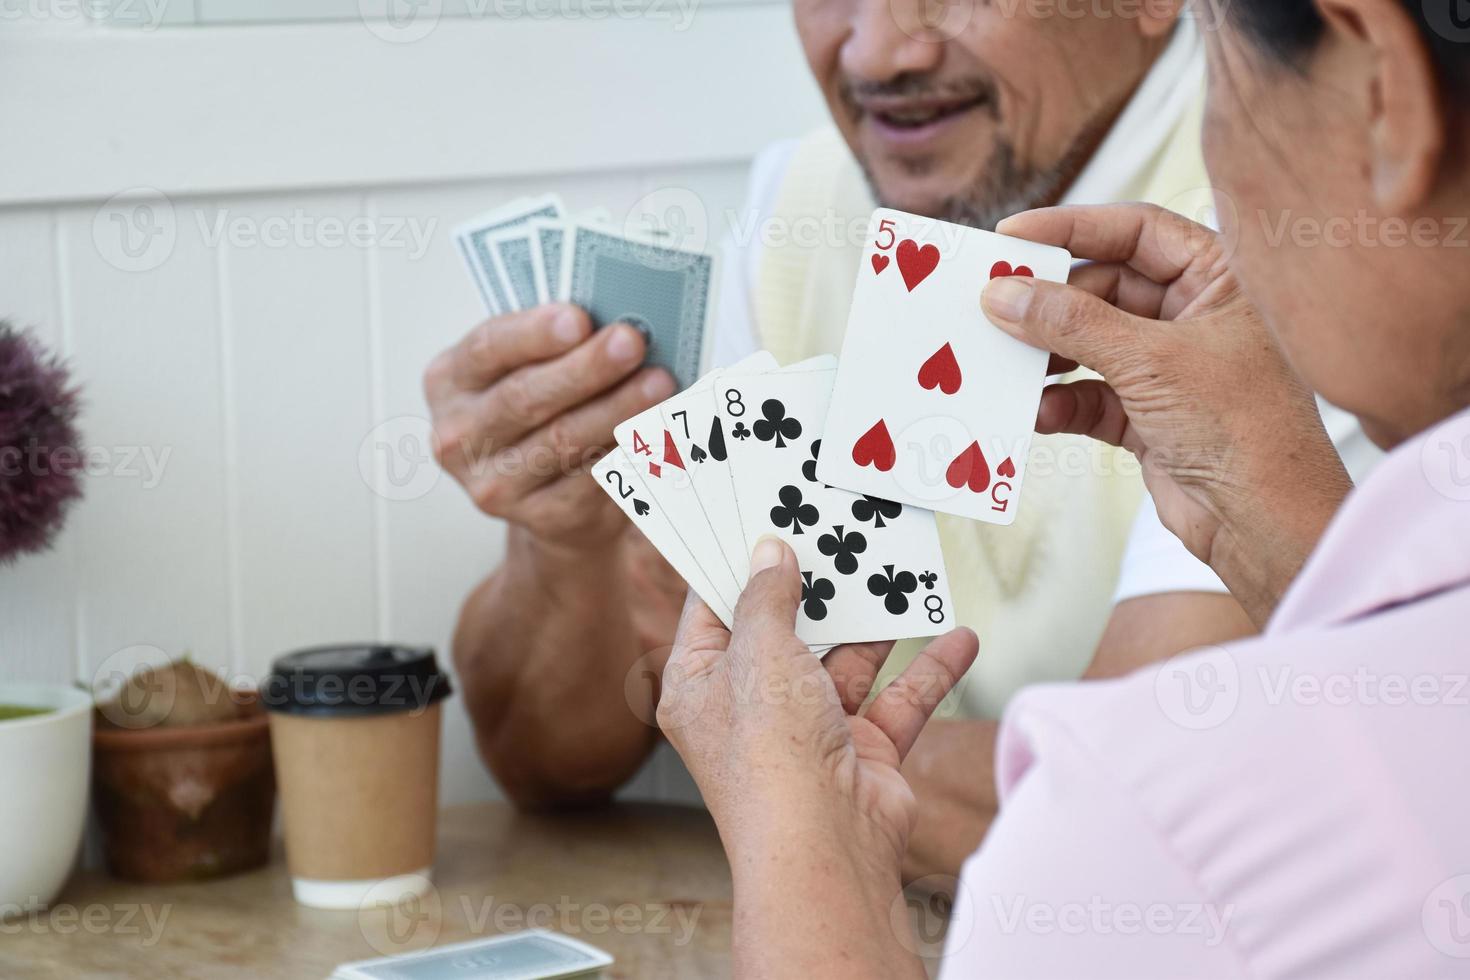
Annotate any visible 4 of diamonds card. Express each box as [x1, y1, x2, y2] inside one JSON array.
[[817, 209, 1072, 525]]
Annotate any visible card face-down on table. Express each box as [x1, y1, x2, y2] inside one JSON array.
[[817, 208, 1072, 525], [332, 928, 613, 980]]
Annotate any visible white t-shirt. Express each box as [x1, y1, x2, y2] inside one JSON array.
[[710, 140, 795, 371]]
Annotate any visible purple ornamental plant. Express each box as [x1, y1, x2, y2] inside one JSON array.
[[0, 321, 83, 563]]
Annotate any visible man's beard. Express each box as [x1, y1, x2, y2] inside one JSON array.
[[857, 114, 1111, 232]]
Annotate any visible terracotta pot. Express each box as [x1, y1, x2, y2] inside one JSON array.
[[92, 692, 276, 883]]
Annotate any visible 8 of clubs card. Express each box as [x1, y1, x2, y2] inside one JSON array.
[[717, 364, 955, 647], [817, 208, 1072, 525]]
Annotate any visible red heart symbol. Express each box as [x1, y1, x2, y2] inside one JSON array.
[[990, 260, 1033, 280], [997, 456, 1016, 479], [946, 442, 991, 494], [852, 419, 897, 472], [871, 254, 890, 276], [917, 342, 962, 396], [897, 239, 941, 292]]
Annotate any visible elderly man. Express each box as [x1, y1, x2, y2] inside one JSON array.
[[425, 0, 1377, 879]]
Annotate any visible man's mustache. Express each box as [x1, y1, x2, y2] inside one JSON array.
[[838, 73, 1001, 119]]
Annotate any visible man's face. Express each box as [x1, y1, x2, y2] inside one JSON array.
[[795, 0, 1172, 228]]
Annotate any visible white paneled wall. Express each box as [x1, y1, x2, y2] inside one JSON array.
[[0, 6, 826, 804]]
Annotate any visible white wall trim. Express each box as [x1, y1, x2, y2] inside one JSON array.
[[1, 7, 821, 206]]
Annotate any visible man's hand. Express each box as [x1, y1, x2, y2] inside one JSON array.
[[982, 204, 1353, 624], [425, 304, 676, 548], [427, 304, 686, 806]]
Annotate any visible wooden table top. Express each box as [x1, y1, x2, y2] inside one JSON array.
[[0, 803, 736, 980]]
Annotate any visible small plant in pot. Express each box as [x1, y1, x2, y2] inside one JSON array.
[[0, 320, 91, 916], [92, 657, 276, 882]]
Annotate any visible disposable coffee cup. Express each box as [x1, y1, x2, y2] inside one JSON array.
[[262, 644, 452, 909]]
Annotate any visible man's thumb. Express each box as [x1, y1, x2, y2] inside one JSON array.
[[982, 277, 1139, 376]]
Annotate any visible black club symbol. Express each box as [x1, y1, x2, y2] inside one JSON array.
[[801, 571, 836, 621], [731, 422, 752, 441], [852, 495, 903, 530], [817, 525, 867, 576], [919, 571, 938, 590], [868, 564, 919, 615], [770, 485, 820, 536], [802, 440, 826, 485], [753, 399, 802, 449]]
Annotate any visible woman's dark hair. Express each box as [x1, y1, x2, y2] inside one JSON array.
[[1228, 1, 1470, 95]]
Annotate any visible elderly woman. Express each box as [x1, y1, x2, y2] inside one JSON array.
[[658, 0, 1470, 974]]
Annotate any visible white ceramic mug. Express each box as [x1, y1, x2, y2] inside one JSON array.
[[0, 684, 92, 917]]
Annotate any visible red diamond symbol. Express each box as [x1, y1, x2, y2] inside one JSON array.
[[649, 463, 661, 478]]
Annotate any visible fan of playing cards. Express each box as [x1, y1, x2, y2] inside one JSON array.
[[597, 352, 958, 649], [457, 199, 1072, 649]]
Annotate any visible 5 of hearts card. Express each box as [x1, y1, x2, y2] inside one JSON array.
[[817, 209, 1072, 525]]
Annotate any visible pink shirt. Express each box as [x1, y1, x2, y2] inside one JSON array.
[[944, 409, 1470, 977]]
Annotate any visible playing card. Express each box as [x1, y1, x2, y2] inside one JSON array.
[[457, 194, 566, 316], [718, 365, 955, 646], [591, 448, 734, 626], [331, 929, 612, 980], [527, 219, 564, 304], [615, 377, 745, 612], [817, 208, 1072, 525], [576, 206, 614, 227], [657, 352, 779, 587], [486, 227, 540, 312], [558, 221, 714, 390]]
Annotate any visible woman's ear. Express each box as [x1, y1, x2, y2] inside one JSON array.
[[1317, 0, 1447, 213]]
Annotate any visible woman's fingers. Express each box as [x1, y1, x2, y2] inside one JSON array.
[[1046, 353, 1081, 377], [863, 628, 979, 761], [1035, 379, 1135, 450], [1068, 261, 1172, 321], [997, 203, 1215, 286], [823, 641, 897, 714], [983, 276, 1145, 379]]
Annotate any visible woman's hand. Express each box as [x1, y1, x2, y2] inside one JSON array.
[[659, 537, 978, 979], [982, 204, 1353, 624]]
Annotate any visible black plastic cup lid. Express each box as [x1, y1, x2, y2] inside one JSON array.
[[261, 644, 452, 718]]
